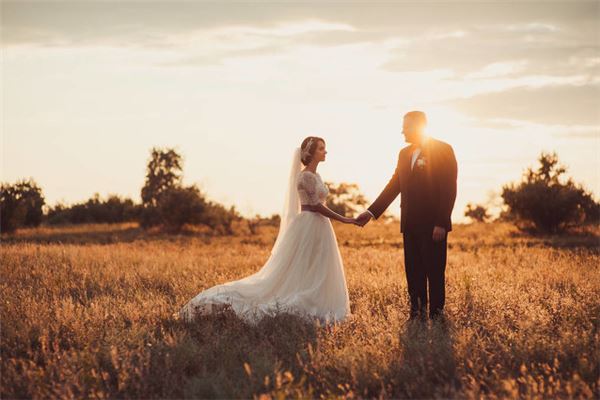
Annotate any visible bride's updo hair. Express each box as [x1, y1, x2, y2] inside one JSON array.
[[300, 136, 325, 166]]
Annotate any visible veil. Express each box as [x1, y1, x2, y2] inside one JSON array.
[[271, 147, 302, 255]]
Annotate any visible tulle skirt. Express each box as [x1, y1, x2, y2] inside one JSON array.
[[178, 211, 351, 326]]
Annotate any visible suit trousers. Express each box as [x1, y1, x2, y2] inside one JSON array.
[[402, 230, 447, 318]]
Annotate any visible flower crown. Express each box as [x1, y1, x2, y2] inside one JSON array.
[[301, 138, 315, 161]]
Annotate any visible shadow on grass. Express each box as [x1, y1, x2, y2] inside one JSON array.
[[386, 317, 460, 398], [139, 310, 320, 399]]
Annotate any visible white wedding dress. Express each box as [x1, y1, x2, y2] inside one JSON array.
[[177, 148, 351, 326]]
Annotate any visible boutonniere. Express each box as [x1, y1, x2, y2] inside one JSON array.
[[416, 156, 427, 169]]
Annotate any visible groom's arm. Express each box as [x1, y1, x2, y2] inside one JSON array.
[[434, 144, 458, 230], [367, 150, 403, 220]]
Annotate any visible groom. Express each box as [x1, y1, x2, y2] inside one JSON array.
[[356, 110, 457, 321]]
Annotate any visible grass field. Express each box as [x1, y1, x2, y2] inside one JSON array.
[[1, 220, 599, 399]]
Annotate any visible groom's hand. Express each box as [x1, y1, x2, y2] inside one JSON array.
[[356, 211, 373, 227], [432, 226, 446, 242]]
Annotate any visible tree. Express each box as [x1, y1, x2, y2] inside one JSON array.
[[138, 147, 240, 233], [141, 147, 183, 208], [464, 203, 490, 223], [140, 147, 184, 228], [501, 151, 600, 233], [0, 178, 45, 233], [324, 182, 369, 217]]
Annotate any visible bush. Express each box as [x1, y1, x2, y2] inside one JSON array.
[[1, 178, 45, 233], [202, 202, 240, 235], [501, 151, 600, 233], [155, 185, 207, 232], [46, 194, 140, 225], [464, 203, 490, 223]]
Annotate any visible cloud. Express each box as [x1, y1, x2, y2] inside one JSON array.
[[157, 44, 287, 67], [3, 1, 598, 104], [154, 20, 362, 67], [381, 19, 599, 80], [3, 0, 597, 80], [446, 83, 600, 126], [1, 1, 396, 48], [2, 0, 597, 49], [553, 128, 600, 139]]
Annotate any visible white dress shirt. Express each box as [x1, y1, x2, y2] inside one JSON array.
[[411, 148, 421, 171]]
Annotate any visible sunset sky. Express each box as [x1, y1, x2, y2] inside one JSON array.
[[2, 1, 599, 222]]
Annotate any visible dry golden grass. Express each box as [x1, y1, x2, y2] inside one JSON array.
[[1, 221, 599, 399]]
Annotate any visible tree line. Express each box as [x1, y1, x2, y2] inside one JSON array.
[[0, 147, 372, 234], [2, 149, 598, 235], [464, 151, 599, 233]]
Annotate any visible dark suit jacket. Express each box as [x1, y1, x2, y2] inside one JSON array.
[[367, 137, 457, 233]]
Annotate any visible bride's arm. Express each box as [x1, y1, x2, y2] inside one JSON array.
[[304, 203, 356, 224], [298, 172, 357, 224]]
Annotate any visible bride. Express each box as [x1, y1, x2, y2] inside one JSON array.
[[177, 136, 359, 325]]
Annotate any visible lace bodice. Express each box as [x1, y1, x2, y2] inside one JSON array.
[[297, 170, 329, 205]]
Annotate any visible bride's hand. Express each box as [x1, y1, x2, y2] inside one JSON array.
[[345, 217, 359, 225]]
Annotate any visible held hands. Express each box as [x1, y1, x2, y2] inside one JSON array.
[[343, 217, 362, 226], [342, 214, 370, 226], [348, 211, 446, 236], [355, 211, 373, 227]]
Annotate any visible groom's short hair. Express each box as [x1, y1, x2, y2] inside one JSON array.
[[404, 111, 427, 125]]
